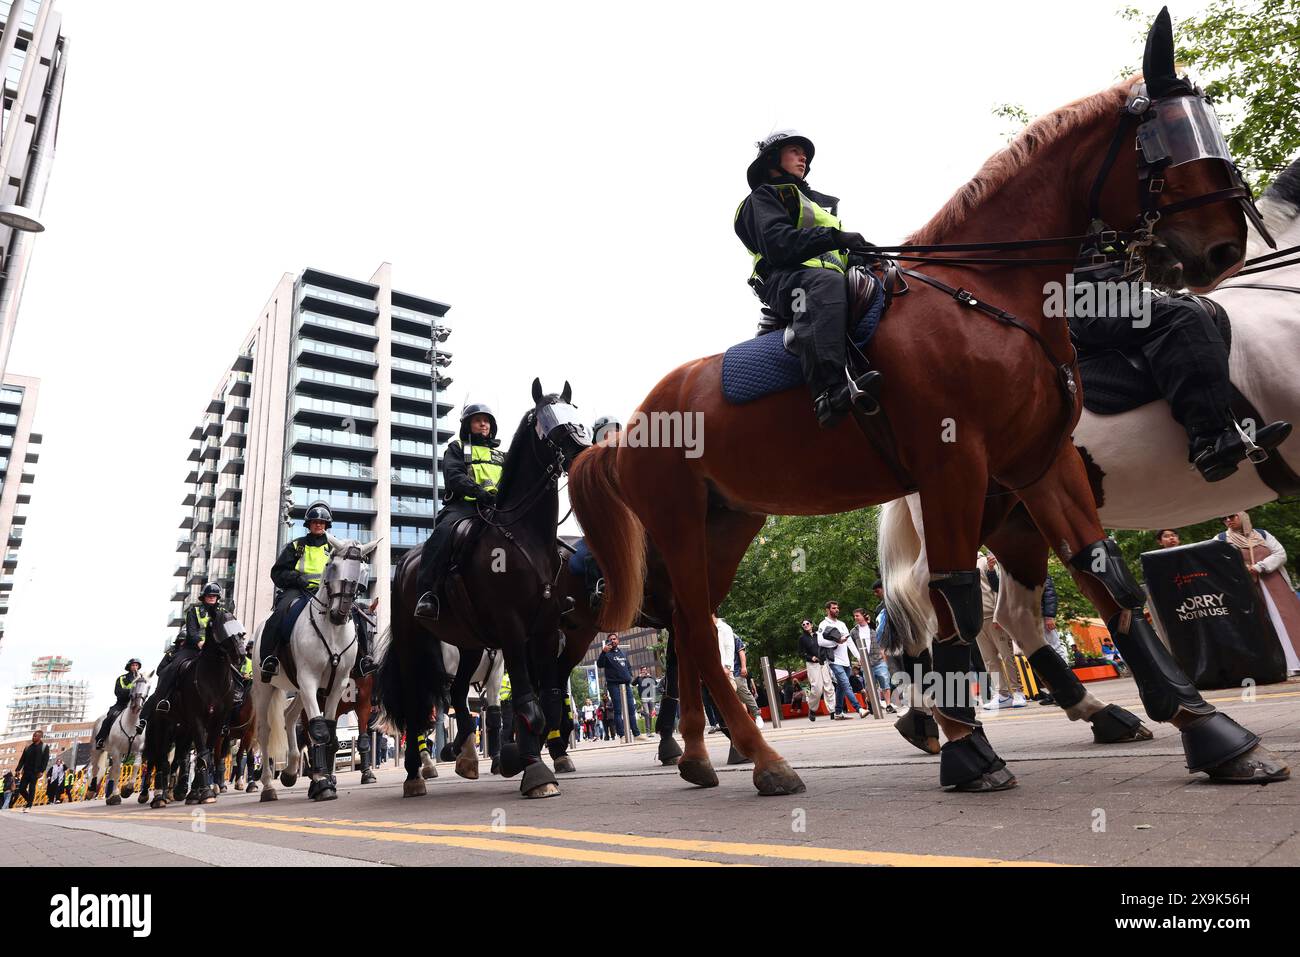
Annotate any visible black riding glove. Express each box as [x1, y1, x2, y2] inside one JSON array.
[[834, 230, 874, 253], [477, 487, 498, 506]]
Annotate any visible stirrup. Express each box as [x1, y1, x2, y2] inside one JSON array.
[[155, 700, 171, 714], [356, 655, 377, 677], [414, 592, 440, 621], [260, 657, 279, 682], [845, 367, 883, 415]]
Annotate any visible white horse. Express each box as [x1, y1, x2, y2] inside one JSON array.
[[88, 674, 150, 806], [432, 643, 507, 779], [879, 160, 1300, 741], [252, 535, 380, 802]]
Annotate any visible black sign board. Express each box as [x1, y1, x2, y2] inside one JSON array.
[[1141, 540, 1287, 689]]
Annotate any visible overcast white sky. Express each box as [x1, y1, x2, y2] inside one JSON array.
[[0, 0, 1180, 724]]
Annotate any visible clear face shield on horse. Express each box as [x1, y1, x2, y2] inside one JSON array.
[[1133, 84, 1277, 249], [320, 548, 364, 624], [535, 398, 591, 468]]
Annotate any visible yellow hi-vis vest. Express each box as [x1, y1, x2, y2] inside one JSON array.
[[295, 539, 333, 591], [240, 657, 253, 679], [195, 607, 211, 645], [737, 182, 848, 279], [500, 672, 512, 701], [458, 440, 504, 502]]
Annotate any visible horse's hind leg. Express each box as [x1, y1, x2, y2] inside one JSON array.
[[674, 634, 713, 786], [1018, 448, 1287, 783], [985, 505, 1151, 744], [654, 630, 683, 766]]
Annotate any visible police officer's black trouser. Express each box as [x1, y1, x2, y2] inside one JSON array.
[[418, 501, 478, 592], [142, 644, 200, 722], [765, 267, 849, 401], [97, 704, 125, 744], [263, 588, 310, 659], [1070, 292, 1232, 444]]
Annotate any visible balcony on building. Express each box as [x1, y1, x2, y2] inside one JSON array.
[[168, 609, 184, 629], [294, 336, 379, 377], [200, 439, 221, 461], [218, 481, 242, 503], [203, 419, 221, 439], [215, 507, 240, 530], [176, 536, 191, 553], [297, 309, 379, 350], [288, 455, 376, 493], [390, 355, 436, 388], [391, 465, 436, 491], [193, 513, 214, 534], [4, 549, 20, 567], [186, 446, 200, 463], [179, 515, 194, 530], [298, 269, 380, 321], [171, 584, 188, 603], [225, 396, 250, 423], [187, 563, 209, 585], [289, 423, 377, 458], [293, 366, 377, 403], [222, 424, 247, 449], [233, 353, 254, 374], [197, 486, 216, 508], [213, 535, 239, 559], [291, 394, 378, 430], [182, 491, 196, 507], [184, 467, 199, 485], [220, 455, 245, 475], [228, 371, 252, 399], [290, 488, 377, 517], [198, 464, 219, 485], [189, 425, 203, 442]]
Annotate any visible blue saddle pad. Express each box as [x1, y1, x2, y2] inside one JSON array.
[[568, 537, 591, 576], [721, 277, 887, 404], [280, 594, 311, 643]]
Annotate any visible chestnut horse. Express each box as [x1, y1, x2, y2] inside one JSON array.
[[570, 18, 1285, 795]]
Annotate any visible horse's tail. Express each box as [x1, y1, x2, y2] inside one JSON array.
[[374, 620, 438, 735], [265, 685, 291, 765], [877, 494, 936, 656], [568, 443, 646, 632]]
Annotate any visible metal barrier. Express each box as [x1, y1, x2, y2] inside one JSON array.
[[759, 656, 782, 729]]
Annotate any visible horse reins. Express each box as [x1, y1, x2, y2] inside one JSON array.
[[306, 590, 359, 703]]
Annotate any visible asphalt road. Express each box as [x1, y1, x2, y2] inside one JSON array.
[[5, 677, 1299, 867]]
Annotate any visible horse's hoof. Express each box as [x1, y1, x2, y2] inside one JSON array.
[[1089, 704, 1154, 744], [150, 796, 167, 809], [312, 786, 338, 802], [552, 755, 576, 774], [499, 743, 524, 779], [420, 764, 436, 780], [120, 787, 134, 799], [403, 778, 427, 798], [234, 781, 245, 791], [490, 757, 501, 776], [678, 757, 719, 788], [361, 770, 377, 784], [1203, 743, 1290, 784], [895, 710, 941, 755], [455, 754, 479, 780], [106, 794, 121, 807], [246, 782, 259, 793], [218, 784, 228, 793], [726, 744, 751, 766], [439, 744, 457, 762], [658, 736, 683, 766], [279, 771, 298, 788], [521, 762, 560, 799], [201, 794, 217, 805], [754, 759, 805, 796], [259, 788, 278, 802], [184, 795, 200, 806], [137, 791, 150, 804], [947, 766, 1018, 792]]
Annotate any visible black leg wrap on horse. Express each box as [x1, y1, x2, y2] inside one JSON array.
[[513, 693, 545, 739], [1068, 538, 1146, 609], [928, 571, 984, 644], [542, 687, 566, 758], [1180, 710, 1260, 773], [1027, 646, 1087, 709], [1090, 703, 1146, 744], [939, 727, 1011, 790], [486, 705, 502, 758], [655, 694, 678, 737], [306, 716, 332, 776], [1105, 610, 1211, 722], [356, 730, 371, 771], [931, 637, 978, 727]]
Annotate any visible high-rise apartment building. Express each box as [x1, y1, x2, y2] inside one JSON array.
[[170, 264, 453, 644], [0, 371, 37, 652], [0, 1, 67, 382]]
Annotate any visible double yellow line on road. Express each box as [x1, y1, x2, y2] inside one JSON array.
[[58, 809, 1058, 867]]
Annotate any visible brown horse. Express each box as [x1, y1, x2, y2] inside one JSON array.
[[214, 691, 257, 793], [570, 21, 1285, 795]]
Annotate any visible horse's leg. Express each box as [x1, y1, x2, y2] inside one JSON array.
[[522, 632, 562, 798], [655, 629, 683, 766], [985, 508, 1152, 744], [252, 680, 279, 801], [497, 638, 559, 798], [310, 686, 345, 802], [356, 682, 376, 784], [913, 472, 1018, 792], [485, 657, 504, 775], [445, 658, 478, 779], [402, 727, 426, 797], [1017, 448, 1288, 783], [674, 628, 714, 786], [545, 639, 578, 774], [281, 694, 305, 790]]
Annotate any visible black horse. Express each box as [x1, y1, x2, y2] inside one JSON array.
[[378, 380, 589, 798], [143, 605, 245, 808]]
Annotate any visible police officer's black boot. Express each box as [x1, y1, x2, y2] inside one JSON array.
[[414, 591, 440, 621], [813, 368, 882, 428], [1191, 421, 1292, 482], [354, 620, 376, 677]]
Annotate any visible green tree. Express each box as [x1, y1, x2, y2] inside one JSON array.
[[1124, 0, 1300, 190]]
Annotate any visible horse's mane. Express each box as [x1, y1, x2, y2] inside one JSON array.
[[1264, 156, 1300, 213], [907, 76, 1138, 244], [494, 407, 543, 500]]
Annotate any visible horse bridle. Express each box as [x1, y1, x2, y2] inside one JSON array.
[[473, 406, 580, 530]]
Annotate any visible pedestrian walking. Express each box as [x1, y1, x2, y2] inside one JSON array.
[[797, 618, 835, 721], [15, 730, 49, 811]]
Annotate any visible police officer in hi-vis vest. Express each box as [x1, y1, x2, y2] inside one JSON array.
[[415, 402, 505, 620], [94, 658, 142, 749], [734, 130, 880, 428], [141, 582, 225, 726]]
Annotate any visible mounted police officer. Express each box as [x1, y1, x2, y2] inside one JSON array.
[[94, 658, 142, 749], [414, 401, 505, 620], [735, 130, 881, 428], [260, 500, 374, 678], [141, 582, 225, 726]]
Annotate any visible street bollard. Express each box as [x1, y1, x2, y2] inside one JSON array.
[[759, 656, 782, 729], [855, 637, 884, 719]]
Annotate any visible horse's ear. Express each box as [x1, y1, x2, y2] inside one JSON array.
[[361, 539, 382, 559], [1142, 7, 1178, 96], [561, 381, 572, 404], [326, 533, 345, 551], [532, 378, 543, 404]]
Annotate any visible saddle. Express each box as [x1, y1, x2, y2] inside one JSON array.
[[722, 266, 888, 405], [440, 516, 489, 627], [1074, 295, 1232, 415]]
